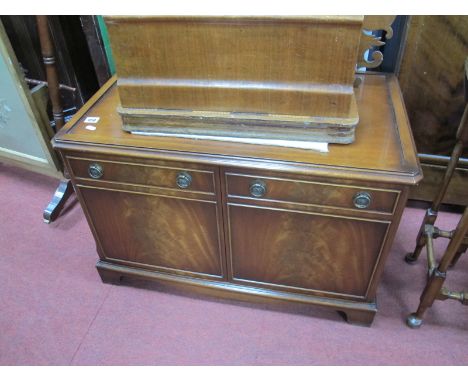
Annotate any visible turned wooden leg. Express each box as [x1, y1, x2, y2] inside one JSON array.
[[339, 309, 376, 327], [97, 267, 122, 285], [43, 179, 74, 224], [405, 212, 434, 264], [408, 210, 468, 328], [406, 268, 446, 329], [405, 244, 425, 264], [449, 243, 467, 268]]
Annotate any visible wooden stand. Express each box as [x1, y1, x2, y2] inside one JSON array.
[[36, 15, 75, 223]]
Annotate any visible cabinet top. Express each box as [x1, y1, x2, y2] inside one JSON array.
[[53, 74, 422, 185]]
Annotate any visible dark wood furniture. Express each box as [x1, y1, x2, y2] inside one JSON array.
[[80, 16, 113, 87], [0, 15, 102, 114], [52, 73, 421, 326], [36, 15, 74, 224], [397, 16, 468, 206], [405, 61, 468, 328], [1, 15, 113, 223]]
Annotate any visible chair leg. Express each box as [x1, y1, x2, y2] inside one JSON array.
[[405, 212, 464, 267], [43, 179, 74, 224], [450, 243, 467, 268], [406, 142, 465, 264], [406, 269, 446, 328], [405, 240, 426, 264], [407, 209, 468, 328], [407, 76, 468, 328], [405, 210, 435, 264]]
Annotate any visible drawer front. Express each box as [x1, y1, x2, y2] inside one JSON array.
[[68, 156, 215, 194], [226, 173, 399, 214]]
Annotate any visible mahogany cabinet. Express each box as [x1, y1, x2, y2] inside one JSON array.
[[52, 74, 422, 326]]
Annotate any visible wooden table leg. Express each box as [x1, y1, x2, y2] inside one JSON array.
[[43, 179, 74, 224]]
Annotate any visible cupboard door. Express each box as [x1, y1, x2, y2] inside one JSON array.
[[227, 204, 390, 298], [79, 186, 225, 279]]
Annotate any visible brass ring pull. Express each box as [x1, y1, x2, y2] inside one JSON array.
[[249, 180, 267, 198], [88, 163, 104, 179], [176, 172, 192, 189], [353, 191, 371, 209]]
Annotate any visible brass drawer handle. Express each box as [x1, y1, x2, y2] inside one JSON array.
[[176, 172, 192, 189], [354, 191, 371, 209], [250, 180, 267, 198], [88, 163, 104, 179]]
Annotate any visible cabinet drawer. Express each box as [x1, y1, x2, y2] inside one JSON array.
[[68, 157, 215, 194], [226, 173, 399, 213]]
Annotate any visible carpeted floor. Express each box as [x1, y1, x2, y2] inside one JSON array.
[[1, 162, 467, 366]]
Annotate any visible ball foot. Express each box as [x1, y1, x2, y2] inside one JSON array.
[[406, 313, 423, 328]]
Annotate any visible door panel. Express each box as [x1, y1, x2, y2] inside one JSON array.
[[79, 186, 224, 279], [227, 203, 389, 297]]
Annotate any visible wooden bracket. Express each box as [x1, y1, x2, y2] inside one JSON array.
[[358, 16, 396, 69]]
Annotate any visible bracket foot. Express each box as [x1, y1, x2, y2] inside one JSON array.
[[43, 179, 74, 224]]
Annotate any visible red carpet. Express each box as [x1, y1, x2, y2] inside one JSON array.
[[1, 162, 467, 365]]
